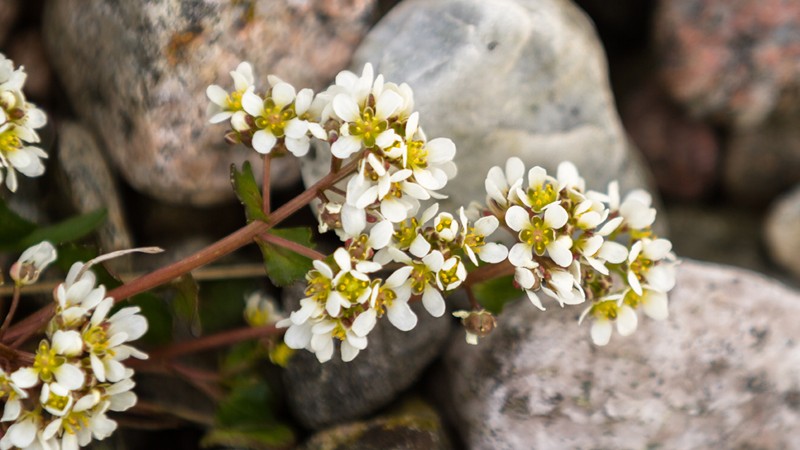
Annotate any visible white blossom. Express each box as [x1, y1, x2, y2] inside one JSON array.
[[9, 241, 56, 285]]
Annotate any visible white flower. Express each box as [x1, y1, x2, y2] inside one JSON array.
[[433, 212, 458, 242], [331, 87, 403, 159], [556, 161, 586, 194], [206, 61, 255, 124], [0, 368, 28, 422], [516, 165, 559, 213], [243, 291, 284, 327], [9, 241, 56, 285], [485, 157, 525, 212], [12, 340, 85, 391], [626, 238, 677, 296], [371, 266, 417, 331], [540, 263, 585, 307], [613, 184, 656, 230], [83, 299, 149, 383], [55, 262, 108, 326], [514, 265, 544, 310], [458, 207, 508, 265], [39, 382, 73, 416], [0, 411, 41, 449], [506, 204, 572, 268], [436, 256, 467, 292], [0, 124, 48, 192], [400, 116, 457, 192], [579, 297, 636, 346], [390, 248, 448, 318]]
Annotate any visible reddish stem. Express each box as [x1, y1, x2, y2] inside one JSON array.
[[2, 156, 361, 346], [258, 232, 326, 260], [147, 325, 283, 361], [0, 285, 21, 340]]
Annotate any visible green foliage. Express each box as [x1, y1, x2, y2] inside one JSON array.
[[472, 275, 522, 315], [198, 278, 261, 334], [171, 274, 202, 336], [231, 161, 269, 223], [0, 198, 106, 251], [256, 227, 314, 287], [201, 378, 295, 449]]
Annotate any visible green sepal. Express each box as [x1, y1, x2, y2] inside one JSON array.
[[256, 227, 314, 287]]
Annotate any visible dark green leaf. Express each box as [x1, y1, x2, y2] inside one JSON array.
[[171, 274, 202, 336], [203, 379, 295, 449], [472, 274, 523, 315], [220, 341, 263, 377], [0, 198, 35, 247], [256, 227, 314, 287], [126, 293, 173, 346], [198, 278, 260, 334], [231, 161, 268, 223], [6, 209, 107, 251]]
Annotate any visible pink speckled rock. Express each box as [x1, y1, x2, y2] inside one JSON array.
[[43, 0, 377, 205], [655, 0, 800, 127], [443, 260, 800, 449]]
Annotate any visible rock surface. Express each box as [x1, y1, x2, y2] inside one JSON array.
[[282, 283, 452, 430], [765, 185, 800, 281], [621, 80, 719, 201], [43, 0, 377, 205], [723, 108, 800, 204], [303, 0, 655, 213], [56, 121, 133, 255], [442, 260, 800, 449], [301, 398, 451, 450], [654, 0, 800, 127]]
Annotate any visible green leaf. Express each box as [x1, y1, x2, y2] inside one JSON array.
[[203, 379, 295, 449], [171, 274, 202, 336], [256, 227, 314, 287], [472, 274, 523, 315], [198, 278, 260, 334], [19, 209, 107, 249], [0, 198, 35, 247], [231, 161, 268, 223]]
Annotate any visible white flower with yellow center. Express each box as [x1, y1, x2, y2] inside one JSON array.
[[206, 61, 255, 124], [39, 382, 73, 417], [243, 291, 284, 327], [370, 266, 416, 331], [0, 123, 47, 192], [330, 87, 403, 159], [388, 247, 447, 318], [55, 263, 108, 326], [516, 166, 560, 213], [458, 207, 508, 265], [0, 410, 42, 449], [579, 296, 636, 346], [436, 256, 467, 292], [433, 212, 458, 242], [626, 238, 677, 295], [574, 234, 628, 275], [11, 338, 85, 391], [0, 368, 28, 422], [540, 263, 585, 307], [514, 265, 544, 310], [398, 114, 457, 192], [506, 204, 572, 268], [82, 298, 149, 383]]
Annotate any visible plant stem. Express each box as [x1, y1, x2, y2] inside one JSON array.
[[2, 155, 362, 346], [258, 232, 326, 260], [464, 259, 516, 288], [148, 325, 282, 361], [262, 153, 272, 214], [0, 285, 21, 340]]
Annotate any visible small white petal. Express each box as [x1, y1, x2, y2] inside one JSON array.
[[544, 204, 568, 229], [409, 234, 431, 258], [642, 290, 669, 320], [504, 206, 530, 231], [206, 84, 228, 105], [508, 242, 533, 267], [241, 90, 264, 117], [598, 241, 628, 264], [616, 305, 638, 336], [478, 242, 508, 263], [387, 301, 418, 331], [54, 363, 85, 390], [591, 320, 612, 346], [351, 309, 377, 337], [340, 341, 360, 362], [422, 286, 445, 317], [331, 135, 362, 159], [332, 94, 361, 123], [10, 368, 39, 388], [252, 130, 277, 154], [271, 82, 296, 108]]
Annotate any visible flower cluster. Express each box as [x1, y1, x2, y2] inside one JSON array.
[[209, 62, 677, 361], [0, 53, 47, 192], [1, 252, 147, 450], [485, 157, 677, 346]]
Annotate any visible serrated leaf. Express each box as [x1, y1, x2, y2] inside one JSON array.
[[256, 227, 314, 287], [231, 161, 268, 223], [0, 198, 35, 247], [472, 274, 523, 315], [171, 273, 202, 337]]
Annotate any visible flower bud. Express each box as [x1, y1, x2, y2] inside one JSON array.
[[453, 309, 496, 345], [9, 241, 56, 286]]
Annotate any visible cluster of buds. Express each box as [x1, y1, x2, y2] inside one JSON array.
[[0, 53, 47, 192], [1, 245, 148, 449], [486, 157, 677, 345]]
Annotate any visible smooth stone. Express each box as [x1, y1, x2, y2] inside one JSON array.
[[302, 0, 656, 215], [282, 283, 452, 430], [56, 121, 133, 255], [441, 260, 800, 449], [654, 0, 800, 127], [43, 0, 377, 205], [765, 184, 800, 281]]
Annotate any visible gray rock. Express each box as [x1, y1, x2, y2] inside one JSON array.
[[723, 109, 800, 205], [43, 0, 377, 205], [303, 0, 654, 212], [56, 121, 133, 255], [441, 260, 800, 449], [765, 184, 800, 281], [654, 0, 800, 128], [282, 283, 452, 429], [301, 398, 452, 450]]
